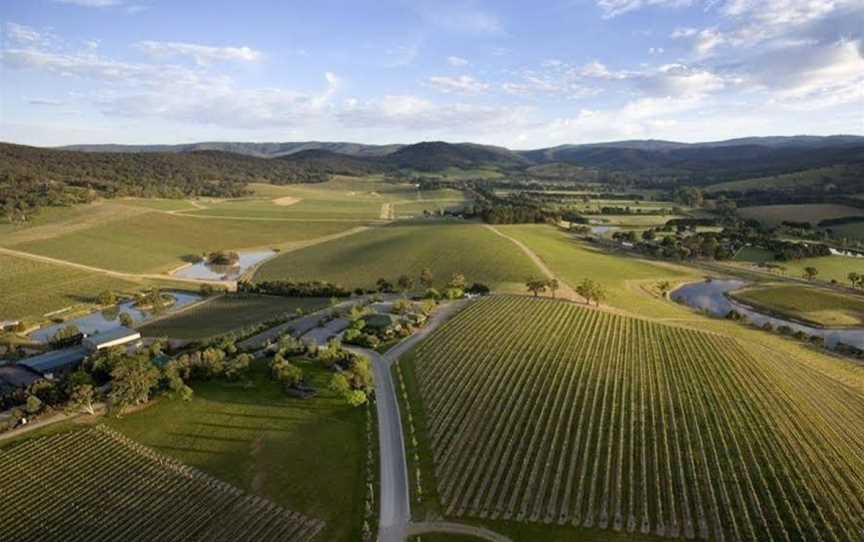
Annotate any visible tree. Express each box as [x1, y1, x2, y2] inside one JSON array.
[[657, 281, 672, 298], [419, 268, 434, 289], [576, 278, 605, 306], [108, 355, 160, 416], [97, 290, 116, 306], [376, 278, 393, 293], [346, 390, 368, 407], [525, 278, 548, 297], [25, 394, 42, 415], [119, 312, 134, 328], [548, 279, 559, 299], [848, 272, 861, 288], [199, 283, 215, 297], [397, 274, 414, 293], [803, 266, 818, 281], [329, 373, 351, 396], [224, 354, 252, 381], [66, 370, 96, 415], [448, 273, 467, 290]]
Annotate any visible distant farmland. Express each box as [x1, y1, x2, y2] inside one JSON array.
[[0, 426, 324, 542], [401, 296, 864, 541]]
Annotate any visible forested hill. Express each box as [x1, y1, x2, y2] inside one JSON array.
[[0, 142, 335, 222]]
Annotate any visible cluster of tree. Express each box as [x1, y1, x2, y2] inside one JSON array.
[[239, 280, 351, 298], [478, 205, 560, 224], [525, 278, 561, 298], [575, 279, 606, 306], [848, 273, 864, 289], [206, 250, 240, 266]]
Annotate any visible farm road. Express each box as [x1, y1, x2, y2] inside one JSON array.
[[347, 299, 489, 542], [483, 224, 581, 302]]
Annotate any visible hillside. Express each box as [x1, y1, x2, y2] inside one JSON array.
[[383, 141, 528, 172]]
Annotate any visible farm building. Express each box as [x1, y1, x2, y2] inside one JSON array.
[[0, 364, 43, 398], [18, 346, 89, 379], [83, 327, 142, 352]]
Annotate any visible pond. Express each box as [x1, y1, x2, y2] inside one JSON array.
[[671, 279, 864, 349], [31, 291, 201, 343], [172, 250, 277, 281]]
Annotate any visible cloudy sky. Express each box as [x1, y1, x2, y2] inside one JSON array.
[[1, 0, 862, 148]]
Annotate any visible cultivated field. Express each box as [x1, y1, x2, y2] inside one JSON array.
[[734, 252, 864, 286], [737, 204, 864, 226], [730, 284, 864, 326], [254, 222, 539, 292], [140, 295, 329, 339], [0, 425, 323, 542], [0, 252, 140, 320], [402, 296, 864, 541]]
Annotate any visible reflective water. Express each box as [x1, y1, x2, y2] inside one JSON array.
[[172, 250, 276, 280], [671, 279, 864, 349], [590, 225, 619, 235], [31, 292, 201, 342]]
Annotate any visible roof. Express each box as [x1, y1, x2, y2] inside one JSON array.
[[84, 327, 141, 347], [19, 346, 89, 374], [0, 364, 42, 388]]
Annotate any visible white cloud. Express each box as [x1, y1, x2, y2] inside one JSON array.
[[447, 56, 469, 67], [427, 75, 489, 95], [27, 98, 68, 106], [638, 63, 727, 97], [596, 0, 692, 18], [134, 41, 262, 65], [649, 47, 665, 55], [672, 27, 726, 56]]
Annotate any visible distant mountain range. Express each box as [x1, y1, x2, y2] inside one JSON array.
[[60, 135, 864, 158], [0, 134, 854, 188]]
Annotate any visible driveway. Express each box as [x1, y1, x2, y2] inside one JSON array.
[[346, 298, 470, 542]]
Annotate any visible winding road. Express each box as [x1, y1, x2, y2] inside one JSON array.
[[347, 299, 511, 542]]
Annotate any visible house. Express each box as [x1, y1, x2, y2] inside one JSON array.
[[18, 346, 89, 379], [83, 327, 142, 352], [0, 363, 43, 398]]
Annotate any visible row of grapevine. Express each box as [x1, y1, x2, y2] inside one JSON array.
[[408, 295, 864, 540], [0, 426, 324, 542]]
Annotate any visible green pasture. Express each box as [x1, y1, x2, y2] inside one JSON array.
[[11, 212, 364, 273], [730, 284, 864, 327], [254, 222, 539, 292], [738, 204, 864, 226]]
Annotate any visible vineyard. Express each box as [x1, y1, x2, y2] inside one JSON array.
[[407, 295, 864, 541], [0, 426, 324, 542]]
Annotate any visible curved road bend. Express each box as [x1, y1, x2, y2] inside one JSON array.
[[346, 299, 469, 542]]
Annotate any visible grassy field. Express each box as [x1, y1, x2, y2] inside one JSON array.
[[498, 225, 698, 318], [10, 212, 364, 273], [0, 426, 323, 542], [737, 204, 864, 225], [140, 295, 329, 339], [254, 222, 540, 292], [399, 295, 864, 541], [730, 284, 864, 326], [103, 357, 369, 542], [0, 252, 141, 320], [732, 244, 864, 285]]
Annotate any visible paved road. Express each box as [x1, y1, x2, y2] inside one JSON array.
[[347, 299, 469, 542]]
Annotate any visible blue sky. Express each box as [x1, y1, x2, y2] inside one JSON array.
[[1, 0, 862, 147]]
